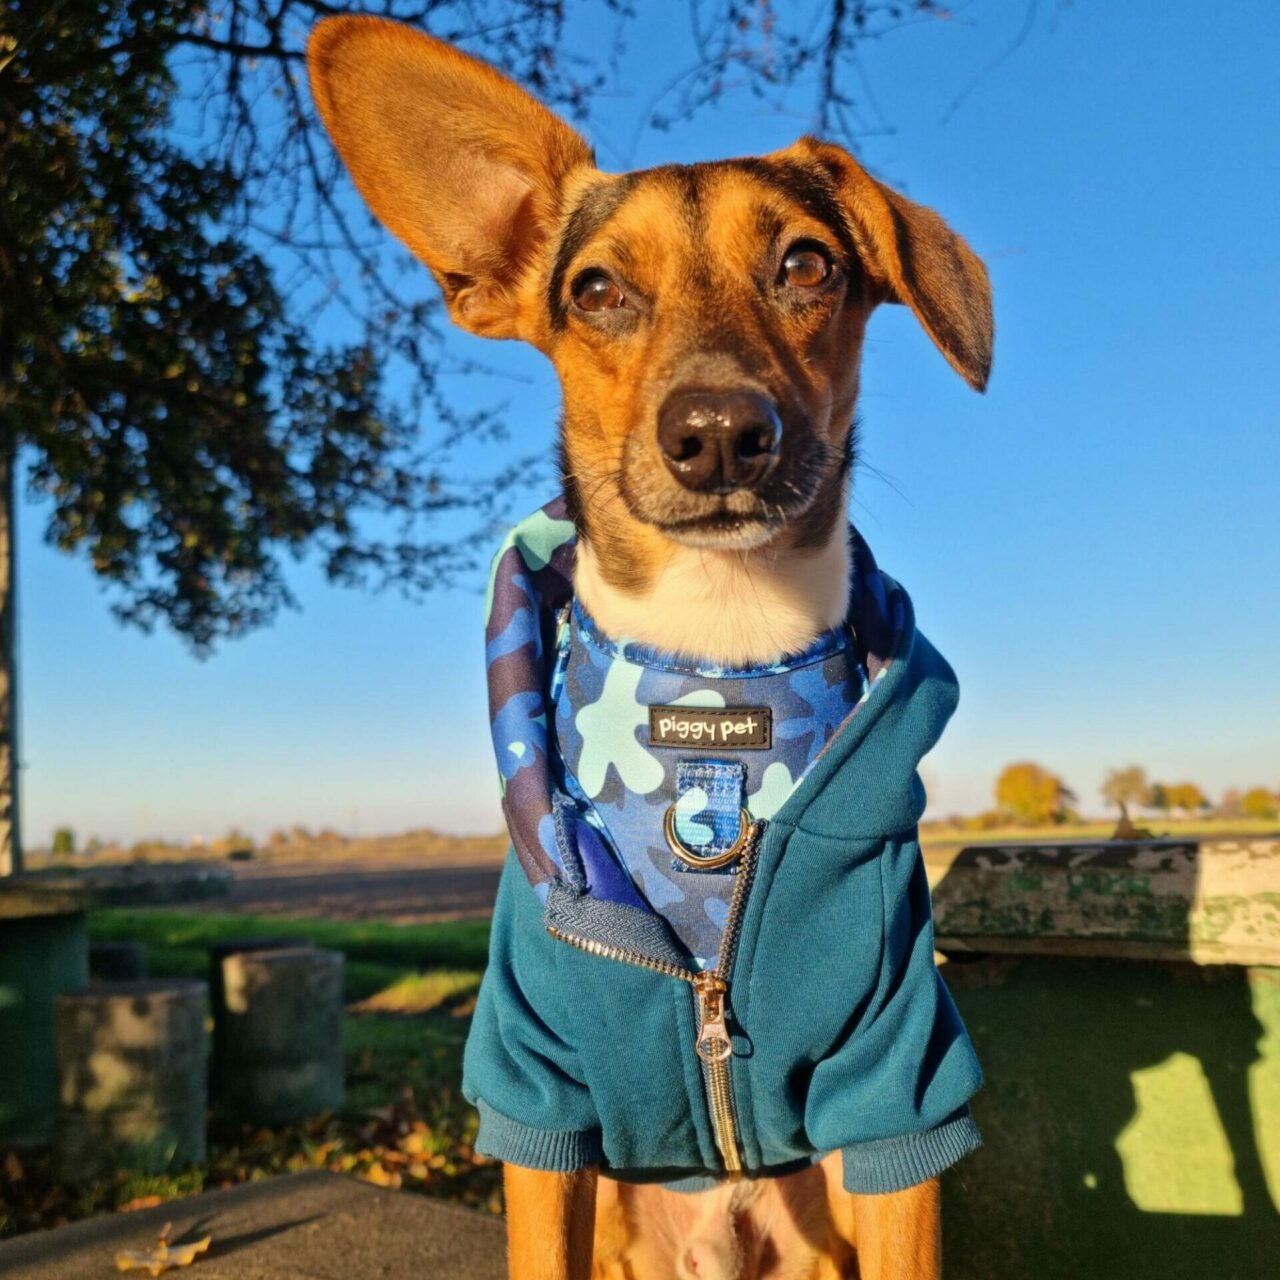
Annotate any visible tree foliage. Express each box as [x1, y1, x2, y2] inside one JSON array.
[[1146, 780, 1210, 816], [995, 761, 1076, 826], [2, 0, 517, 649], [1163, 781, 1209, 815], [50, 825, 76, 857], [1241, 787, 1280, 821], [1100, 765, 1151, 813]]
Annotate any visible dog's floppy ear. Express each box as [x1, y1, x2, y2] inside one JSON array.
[[307, 17, 593, 340], [796, 139, 993, 391]]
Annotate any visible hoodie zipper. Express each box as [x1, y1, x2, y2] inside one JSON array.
[[545, 820, 765, 1175]]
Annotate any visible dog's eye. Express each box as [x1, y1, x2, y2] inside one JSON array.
[[781, 244, 833, 289], [572, 272, 626, 312]]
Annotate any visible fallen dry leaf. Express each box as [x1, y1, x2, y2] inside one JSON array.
[[115, 1226, 211, 1276], [119, 1195, 166, 1213]]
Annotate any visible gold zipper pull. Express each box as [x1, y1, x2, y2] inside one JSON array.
[[694, 972, 732, 1063]]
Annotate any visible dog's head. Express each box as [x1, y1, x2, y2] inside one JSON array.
[[309, 18, 991, 588]]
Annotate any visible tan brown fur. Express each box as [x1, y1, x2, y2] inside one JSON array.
[[309, 15, 990, 1276], [552, 163, 870, 611], [504, 1164, 598, 1280], [593, 1156, 852, 1280], [590, 1151, 939, 1279], [308, 16, 593, 339]]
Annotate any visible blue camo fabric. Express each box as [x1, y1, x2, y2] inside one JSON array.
[[554, 599, 868, 967]]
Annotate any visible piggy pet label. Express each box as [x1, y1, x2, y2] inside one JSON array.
[[648, 706, 772, 750]]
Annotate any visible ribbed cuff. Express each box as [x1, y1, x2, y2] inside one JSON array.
[[474, 1101, 604, 1172], [840, 1110, 981, 1194]]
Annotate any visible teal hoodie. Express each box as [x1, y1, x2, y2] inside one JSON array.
[[462, 498, 982, 1193]]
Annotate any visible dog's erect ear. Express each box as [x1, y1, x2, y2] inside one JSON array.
[[796, 139, 993, 391], [307, 17, 593, 340]]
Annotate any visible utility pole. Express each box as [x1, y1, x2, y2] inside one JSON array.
[[0, 441, 20, 875]]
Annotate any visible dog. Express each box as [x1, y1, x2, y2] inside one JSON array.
[[309, 17, 991, 1279]]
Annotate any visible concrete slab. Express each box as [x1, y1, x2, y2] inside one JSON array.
[[0, 1170, 506, 1279]]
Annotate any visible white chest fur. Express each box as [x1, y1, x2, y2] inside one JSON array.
[[574, 530, 851, 668]]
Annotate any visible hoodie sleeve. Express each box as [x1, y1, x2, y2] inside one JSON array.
[[804, 841, 983, 1194], [462, 852, 604, 1171]]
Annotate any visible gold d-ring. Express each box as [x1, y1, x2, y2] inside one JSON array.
[[664, 804, 751, 870]]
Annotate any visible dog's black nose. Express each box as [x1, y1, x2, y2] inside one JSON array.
[[656, 390, 782, 494]]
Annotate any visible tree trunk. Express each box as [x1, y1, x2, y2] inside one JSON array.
[[0, 440, 20, 875]]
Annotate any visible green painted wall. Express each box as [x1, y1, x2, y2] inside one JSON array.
[[943, 957, 1279, 1279], [0, 911, 89, 1147]]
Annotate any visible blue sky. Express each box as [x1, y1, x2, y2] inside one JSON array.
[[21, 2, 1280, 845]]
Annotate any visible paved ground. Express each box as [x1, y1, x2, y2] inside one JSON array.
[[0, 1171, 505, 1280], [197, 849, 962, 921], [194, 848, 963, 924], [190, 859, 504, 923], [171, 845, 1038, 924], [185, 849, 956, 925]]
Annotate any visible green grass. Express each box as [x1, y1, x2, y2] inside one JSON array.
[[89, 909, 491, 1002], [349, 969, 481, 1014], [344, 1013, 470, 1113]]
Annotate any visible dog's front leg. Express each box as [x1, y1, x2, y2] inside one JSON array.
[[848, 1177, 942, 1280], [503, 1164, 598, 1280]]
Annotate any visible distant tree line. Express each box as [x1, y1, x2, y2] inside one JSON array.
[[46, 768, 1280, 855], [35, 821, 472, 858], [979, 762, 1280, 828], [1100, 765, 1279, 821]]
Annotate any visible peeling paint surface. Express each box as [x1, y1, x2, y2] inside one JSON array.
[[931, 839, 1280, 965]]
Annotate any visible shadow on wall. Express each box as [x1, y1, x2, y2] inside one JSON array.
[[933, 840, 1280, 1280]]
